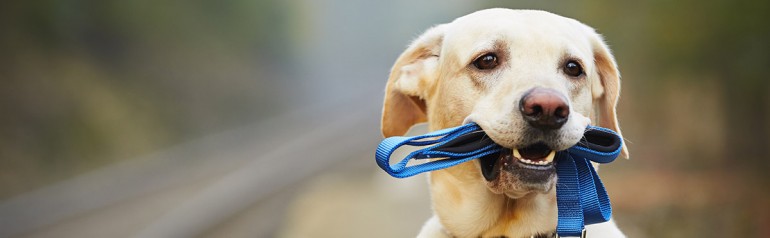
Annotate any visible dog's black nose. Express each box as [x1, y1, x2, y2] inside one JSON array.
[[519, 87, 570, 130]]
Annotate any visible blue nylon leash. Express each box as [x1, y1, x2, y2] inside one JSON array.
[[374, 123, 622, 237]]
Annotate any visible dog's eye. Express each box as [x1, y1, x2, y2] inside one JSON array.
[[563, 60, 584, 77], [473, 53, 498, 70]]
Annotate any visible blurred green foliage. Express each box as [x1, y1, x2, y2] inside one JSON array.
[[0, 0, 296, 197]]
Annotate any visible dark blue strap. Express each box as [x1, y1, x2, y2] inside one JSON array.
[[374, 123, 622, 237]]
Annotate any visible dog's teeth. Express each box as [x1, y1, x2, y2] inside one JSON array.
[[544, 150, 556, 162], [514, 149, 555, 165]]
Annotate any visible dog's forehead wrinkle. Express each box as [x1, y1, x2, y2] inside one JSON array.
[[469, 38, 506, 57]]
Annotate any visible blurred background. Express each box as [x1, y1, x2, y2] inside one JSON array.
[[1, 0, 768, 237]]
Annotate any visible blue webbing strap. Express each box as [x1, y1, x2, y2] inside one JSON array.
[[375, 123, 622, 237], [556, 126, 620, 236], [554, 152, 584, 236]]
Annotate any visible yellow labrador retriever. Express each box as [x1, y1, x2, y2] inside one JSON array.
[[381, 9, 629, 238]]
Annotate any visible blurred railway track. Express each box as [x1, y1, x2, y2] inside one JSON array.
[[0, 90, 382, 238]]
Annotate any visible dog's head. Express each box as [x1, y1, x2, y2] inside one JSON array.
[[382, 9, 628, 199]]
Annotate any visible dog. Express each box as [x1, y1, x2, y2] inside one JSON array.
[[381, 9, 630, 238]]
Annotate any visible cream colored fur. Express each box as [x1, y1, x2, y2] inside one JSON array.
[[382, 9, 628, 238]]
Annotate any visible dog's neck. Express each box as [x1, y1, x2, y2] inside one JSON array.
[[428, 162, 558, 238]]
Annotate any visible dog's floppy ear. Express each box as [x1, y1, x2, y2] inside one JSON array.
[[381, 24, 446, 137], [590, 33, 629, 159]]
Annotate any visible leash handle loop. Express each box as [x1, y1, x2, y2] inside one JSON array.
[[375, 123, 502, 178]]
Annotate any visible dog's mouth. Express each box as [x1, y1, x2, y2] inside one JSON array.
[[478, 142, 557, 194]]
